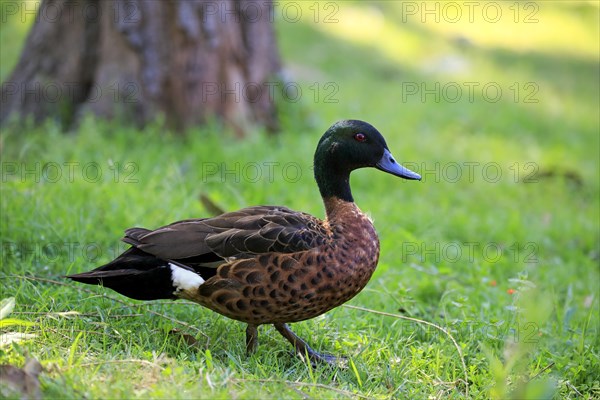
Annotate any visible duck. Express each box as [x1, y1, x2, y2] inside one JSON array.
[[67, 120, 421, 364]]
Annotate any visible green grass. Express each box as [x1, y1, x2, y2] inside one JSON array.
[[1, 1, 599, 398]]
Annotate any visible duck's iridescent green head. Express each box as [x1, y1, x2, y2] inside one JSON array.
[[314, 120, 420, 202]]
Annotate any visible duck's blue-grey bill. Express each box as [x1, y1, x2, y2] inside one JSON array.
[[376, 148, 421, 180]]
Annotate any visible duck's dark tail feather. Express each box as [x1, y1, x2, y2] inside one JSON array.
[[67, 247, 177, 301]]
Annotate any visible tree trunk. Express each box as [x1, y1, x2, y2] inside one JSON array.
[[0, 0, 281, 134]]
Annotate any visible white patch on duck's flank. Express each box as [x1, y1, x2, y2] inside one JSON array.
[[169, 263, 204, 293]]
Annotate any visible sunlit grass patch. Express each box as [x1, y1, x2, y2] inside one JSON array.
[[1, 1, 599, 398]]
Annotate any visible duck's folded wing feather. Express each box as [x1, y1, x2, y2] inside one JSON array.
[[123, 206, 329, 261]]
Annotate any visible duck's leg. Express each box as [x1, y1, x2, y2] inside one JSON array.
[[273, 323, 346, 366], [246, 324, 259, 354]]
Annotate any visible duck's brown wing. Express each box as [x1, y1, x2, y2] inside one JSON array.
[[123, 206, 329, 262]]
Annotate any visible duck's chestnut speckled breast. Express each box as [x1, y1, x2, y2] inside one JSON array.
[[192, 199, 380, 325]]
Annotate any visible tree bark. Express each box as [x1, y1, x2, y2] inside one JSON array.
[[0, 0, 281, 134]]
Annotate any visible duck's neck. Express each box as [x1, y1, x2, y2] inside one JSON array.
[[322, 196, 358, 221], [314, 160, 353, 204]]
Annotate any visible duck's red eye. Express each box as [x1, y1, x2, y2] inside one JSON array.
[[354, 133, 366, 142]]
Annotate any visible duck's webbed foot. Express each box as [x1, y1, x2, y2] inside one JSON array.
[[274, 323, 347, 367]]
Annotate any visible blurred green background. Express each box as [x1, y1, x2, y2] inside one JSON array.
[[1, 1, 599, 398]]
